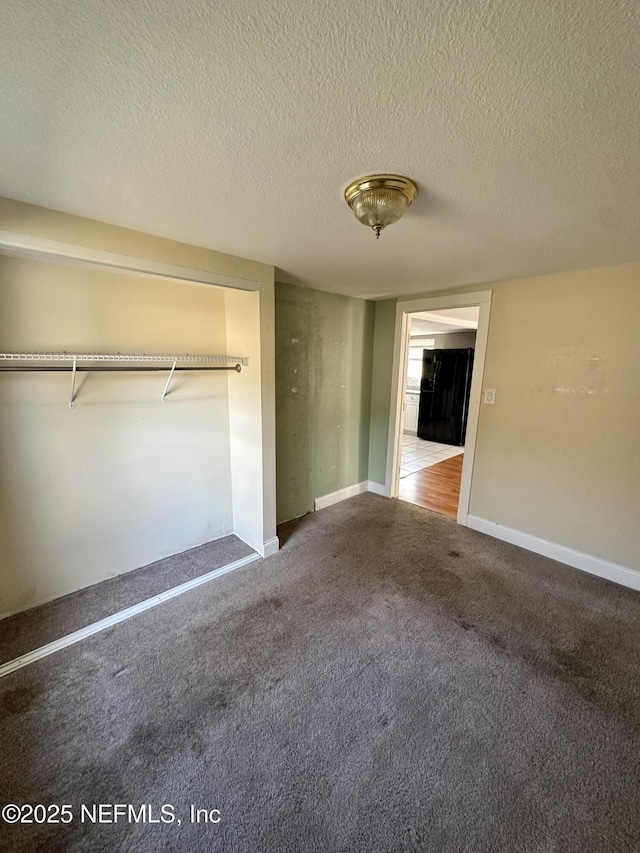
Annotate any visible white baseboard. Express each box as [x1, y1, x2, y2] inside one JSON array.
[[262, 537, 280, 557], [314, 481, 369, 511], [0, 552, 261, 679], [315, 480, 393, 511], [467, 515, 640, 592], [367, 480, 391, 497], [0, 530, 239, 621]]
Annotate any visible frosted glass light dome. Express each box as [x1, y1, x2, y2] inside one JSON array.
[[344, 174, 418, 238]]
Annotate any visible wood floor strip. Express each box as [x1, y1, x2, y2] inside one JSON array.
[[398, 454, 463, 518]]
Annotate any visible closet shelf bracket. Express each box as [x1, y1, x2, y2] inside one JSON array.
[[69, 357, 78, 409], [162, 360, 178, 403]]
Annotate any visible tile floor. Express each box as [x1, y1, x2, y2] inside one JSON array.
[[400, 434, 464, 479]]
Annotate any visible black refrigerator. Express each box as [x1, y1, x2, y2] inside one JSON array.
[[417, 348, 474, 446]]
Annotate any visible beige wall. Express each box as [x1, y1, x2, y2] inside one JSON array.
[[399, 261, 640, 572], [226, 284, 277, 553], [0, 197, 270, 284], [0, 197, 276, 616]]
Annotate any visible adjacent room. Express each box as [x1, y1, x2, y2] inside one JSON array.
[[1, 2, 640, 851], [398, 307, 479, 518]]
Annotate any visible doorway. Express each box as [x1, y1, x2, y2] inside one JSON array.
[[398, 308, 478, 517], [385, 291, 492, 525]]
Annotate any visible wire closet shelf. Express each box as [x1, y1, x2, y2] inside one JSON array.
[[0, 351, 249, 408]]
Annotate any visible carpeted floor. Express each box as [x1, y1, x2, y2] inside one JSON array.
[[0, 535, 254, 664], [1, 493, 639, 852]]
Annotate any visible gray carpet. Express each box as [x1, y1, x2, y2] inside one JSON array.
[[1, 493, 639, 852], [0, 535, 253, 664]]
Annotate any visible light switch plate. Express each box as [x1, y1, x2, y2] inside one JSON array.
[[484, 388, 496, 404]]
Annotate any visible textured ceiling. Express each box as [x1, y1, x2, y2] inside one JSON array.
[[1, 0, 639, 298]]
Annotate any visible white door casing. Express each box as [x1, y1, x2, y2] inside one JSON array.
[[386, 291, 492, 526]]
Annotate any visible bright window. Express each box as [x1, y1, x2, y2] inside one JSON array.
[[407, 342, 434, 379]]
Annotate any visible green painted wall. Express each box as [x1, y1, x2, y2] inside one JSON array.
[[368, 299, 397, 484], [275, 282, 374, 523]]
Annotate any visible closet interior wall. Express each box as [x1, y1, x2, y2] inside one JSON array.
[[0, 253, 240, 618]]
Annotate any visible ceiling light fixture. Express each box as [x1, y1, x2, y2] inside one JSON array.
[[344, 174, 418, 239]]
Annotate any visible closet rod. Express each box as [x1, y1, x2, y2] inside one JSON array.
[[0, 352, 247, 406], [0, 365, 241, 372]]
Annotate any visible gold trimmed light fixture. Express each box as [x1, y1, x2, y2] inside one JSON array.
[[344, 173, 418, 239]]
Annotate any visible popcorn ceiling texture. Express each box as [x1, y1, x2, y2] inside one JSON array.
[[1, 0, 639, 296]]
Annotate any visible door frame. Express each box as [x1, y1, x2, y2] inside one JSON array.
[[385, 290, 492, 525]]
